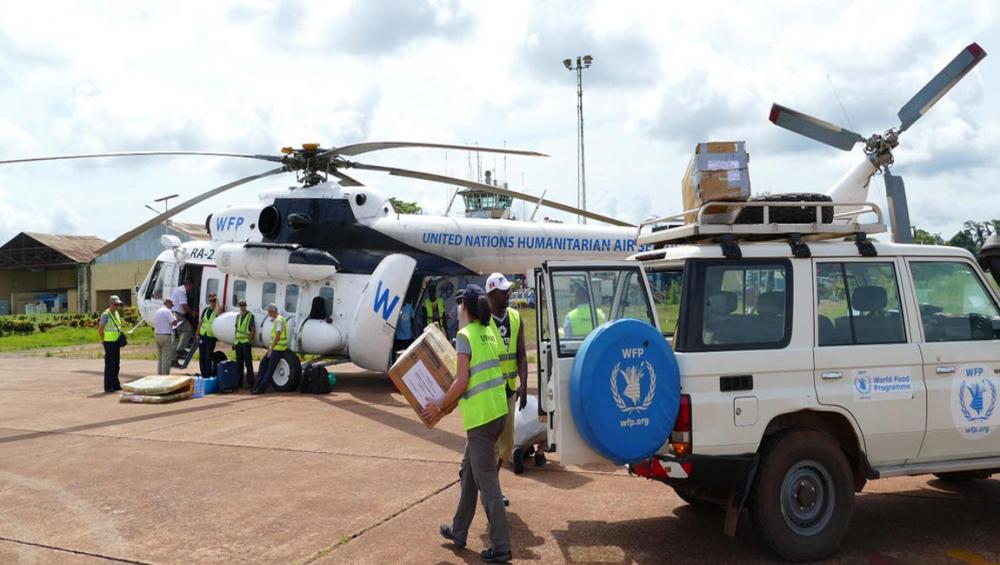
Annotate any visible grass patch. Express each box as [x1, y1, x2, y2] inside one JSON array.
[[0, 325, 155, 352]]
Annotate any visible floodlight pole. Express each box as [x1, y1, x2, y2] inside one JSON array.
[[565, 55, 592, 224]]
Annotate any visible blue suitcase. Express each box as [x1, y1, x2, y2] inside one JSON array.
[[216, 360, 239, 393]]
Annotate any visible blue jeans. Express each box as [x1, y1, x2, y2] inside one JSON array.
[[254, 352, 279, 393]]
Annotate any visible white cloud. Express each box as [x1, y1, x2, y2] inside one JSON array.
[[0, 0, 996, 245]]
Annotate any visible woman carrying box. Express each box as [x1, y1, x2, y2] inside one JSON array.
[[420, 283, 512, 563]]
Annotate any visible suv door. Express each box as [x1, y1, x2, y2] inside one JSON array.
[[538, 261, 659, 465], [813, 258, 926, 467], [907, 259, 1000, 461]]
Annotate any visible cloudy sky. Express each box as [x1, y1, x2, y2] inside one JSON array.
[[0, 0, 997, 244]]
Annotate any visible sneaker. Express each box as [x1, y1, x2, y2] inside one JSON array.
[[480, 548, 512, 563], [439, 525, 466, 549]]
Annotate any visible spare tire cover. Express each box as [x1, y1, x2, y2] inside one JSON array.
[[569, 318, 680, 465]]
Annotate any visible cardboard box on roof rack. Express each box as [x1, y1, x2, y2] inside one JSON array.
[[388, 324, 457, 429], [682, 141, 752, 223]]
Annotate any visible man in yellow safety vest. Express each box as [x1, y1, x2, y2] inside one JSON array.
[[422, 284, 447, 333], [196, 294, 221, 377], [97, 295, 125, 393], [252, 303, 288, 395], [563, 286, 606, 338], [234, 299, 256, 389], [485, 273, 528, 480]]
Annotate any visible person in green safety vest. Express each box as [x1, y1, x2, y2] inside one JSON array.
[[420, 284, 512, 563], [421, 284, 447, 333], [233, 298, 256, 389], [97, 294, 125, 393], [196, 294, 221, 377], [252, 303, 288, 395], [485, 273, 528, 477], [563, 286, 606, 338]]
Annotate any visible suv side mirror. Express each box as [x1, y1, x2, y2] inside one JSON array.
[[979, 234, 1000, 287]]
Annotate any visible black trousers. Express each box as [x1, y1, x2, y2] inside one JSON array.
[[235, 342, 254, 388], [102, 341, 121, 392], [198, 336, 217, 377]]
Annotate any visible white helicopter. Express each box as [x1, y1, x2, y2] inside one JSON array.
[[1, 141, 642, 389]]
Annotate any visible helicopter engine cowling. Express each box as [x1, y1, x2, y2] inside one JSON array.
[[299, 320, 345, 355], [215, 243, 339, 281], [209, 205, 265, 243], [212, 312, 239, 345]]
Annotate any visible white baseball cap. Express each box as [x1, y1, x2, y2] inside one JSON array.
[[485, 273, 513, 293]]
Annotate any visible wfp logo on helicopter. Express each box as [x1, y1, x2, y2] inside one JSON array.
[[611, 347, 656, 428]]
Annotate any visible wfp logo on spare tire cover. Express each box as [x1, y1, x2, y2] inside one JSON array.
[[570, 318, 680, 465]]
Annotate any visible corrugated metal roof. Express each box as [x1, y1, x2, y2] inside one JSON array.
[[21, 232, 109, 263], [169, 222, 209, 241]]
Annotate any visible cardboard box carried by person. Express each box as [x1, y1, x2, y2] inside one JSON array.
[[682, 141, 751, 223], [388, 324, 458, 429]]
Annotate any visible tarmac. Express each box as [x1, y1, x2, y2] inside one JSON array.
[[0, 357, 998, 564]]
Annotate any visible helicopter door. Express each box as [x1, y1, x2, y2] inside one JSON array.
[[539, 260, 660, 466], [349, 254, 418, 372]]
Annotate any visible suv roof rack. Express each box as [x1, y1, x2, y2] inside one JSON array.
[[637, 201, 887, 249]]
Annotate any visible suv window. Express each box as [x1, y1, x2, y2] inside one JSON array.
[[682, 260, 790, 351], [550, 269, 654, 356], [647, 269, 683, 337], [910, 261, 1000, 342], [817, 262, 906, 346]]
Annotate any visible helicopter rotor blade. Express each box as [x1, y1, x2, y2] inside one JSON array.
[[345, 162, 633, 227], [768, 104, 867, 151], [331, 170, 364, 187], [883, 170, 913, 244], [93, 166, 287, 256], [0, 151, 284, 167], [897, 42, 987, 132], [326, 141, 548, 158]]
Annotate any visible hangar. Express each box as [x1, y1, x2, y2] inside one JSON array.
[[0, 222, 207, 314]]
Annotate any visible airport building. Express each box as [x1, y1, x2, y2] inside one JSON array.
[[0, 222, 207, 314]]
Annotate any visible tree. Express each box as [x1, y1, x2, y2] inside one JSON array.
[[388, 197, 422, 215], [947, 229, 979, 254], [912, 228, 944, 245]]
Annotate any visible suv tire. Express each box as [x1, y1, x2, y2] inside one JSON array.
[[750, 429, 854, 562], [736, 192, 834, 225]]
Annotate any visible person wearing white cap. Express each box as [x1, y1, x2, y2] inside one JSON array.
[[98, 295, 126, 393], [485, 273, 528, 478], [154, 298, 181, 375], [252, 303, 288, 395]]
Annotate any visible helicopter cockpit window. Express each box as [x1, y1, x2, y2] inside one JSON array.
[[145, 261, 164, 300], [150, 262, 174, 301], [320, 287, 335, 317], [262, 282, 277, 309], [232, 280, 247, 307], [285, 284, 299, 313]]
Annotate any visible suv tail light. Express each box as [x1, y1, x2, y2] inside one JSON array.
[[670, 394, 692, 456]]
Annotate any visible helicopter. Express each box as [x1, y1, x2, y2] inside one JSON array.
[[1, 141, 643, 389]]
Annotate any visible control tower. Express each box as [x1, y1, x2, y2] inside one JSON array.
[[460, 170, 512, 219]]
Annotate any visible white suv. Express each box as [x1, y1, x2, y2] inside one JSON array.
[[533, 203, 1000, 561]]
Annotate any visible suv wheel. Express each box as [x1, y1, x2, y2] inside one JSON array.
[[751, 429, 854, 561]]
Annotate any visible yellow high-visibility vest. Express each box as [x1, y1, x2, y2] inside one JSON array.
[[457, 322, 508, 431], [489, 307, 521, 391]]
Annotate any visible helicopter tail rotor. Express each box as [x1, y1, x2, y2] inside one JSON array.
[[768, 41, 987, 243], [898, 42, 986, 132]]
